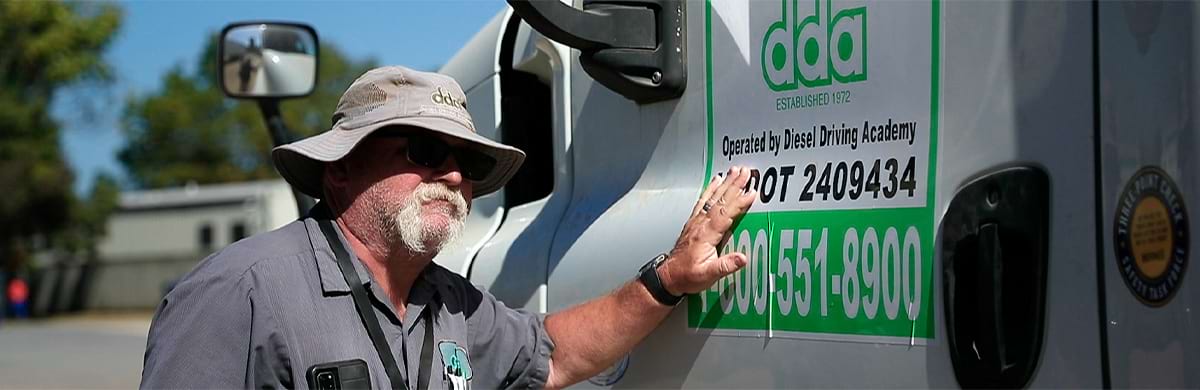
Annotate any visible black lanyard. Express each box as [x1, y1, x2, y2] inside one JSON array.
[[318, 218, 434, 390]]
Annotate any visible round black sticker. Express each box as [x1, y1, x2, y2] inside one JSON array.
[[1113, 166, 1189, 307]]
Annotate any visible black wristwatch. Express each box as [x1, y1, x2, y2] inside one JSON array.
[[638, 253, 683, 306]]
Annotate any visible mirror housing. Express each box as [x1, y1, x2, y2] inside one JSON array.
[[507, 0, 685, 104], [219, 22, 318, 99]]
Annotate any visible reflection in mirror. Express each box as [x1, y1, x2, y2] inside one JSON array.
[[220, 23, 317, 98]]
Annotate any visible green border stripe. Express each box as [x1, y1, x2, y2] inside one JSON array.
[[704, 0, 715, 187], [928, 0, 940, 210]]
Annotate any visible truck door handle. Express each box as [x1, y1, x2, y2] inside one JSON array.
[[943, 166, 1050, 388], [507, 0, 686, 103], [975, 223, 1010, 373]]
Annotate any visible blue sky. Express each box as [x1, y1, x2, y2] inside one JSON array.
[[57, 0, 507, 194]]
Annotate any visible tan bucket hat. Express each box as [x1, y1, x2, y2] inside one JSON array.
[[272, 66, 525, 199]]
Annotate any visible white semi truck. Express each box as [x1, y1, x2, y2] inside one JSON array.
[[224, 1, 1198, 387]]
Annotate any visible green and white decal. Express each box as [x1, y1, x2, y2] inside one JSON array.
[[693, 0, 940, 344]]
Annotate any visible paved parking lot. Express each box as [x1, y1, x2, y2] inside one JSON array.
[[0, 312, 151, 389]]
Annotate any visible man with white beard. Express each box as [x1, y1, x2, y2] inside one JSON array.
[[141, 66, 757, 390]]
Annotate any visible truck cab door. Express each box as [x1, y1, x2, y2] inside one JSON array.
[[1098, 2, 1199, 387], [434, 12, 511, 277], [466, 11, 576, 313], [518, 0, 1106, 388]]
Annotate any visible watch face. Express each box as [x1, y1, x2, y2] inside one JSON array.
[[642, 254, 665, 273], [639, 258, 656, 275], [653, 253, 668, 266]]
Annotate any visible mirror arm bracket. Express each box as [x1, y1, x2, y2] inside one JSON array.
[[508, 0, 686, 104], [256, 99, 316, 215], [256, 99, 291, 147], [508, 0, 655, 50]]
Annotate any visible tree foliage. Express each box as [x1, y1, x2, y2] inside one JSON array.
[[0, 1, 122, 269], [119, 34, 377, 189], [60, 173, 121, 257]]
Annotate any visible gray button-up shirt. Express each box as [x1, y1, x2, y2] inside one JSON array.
[[141, 213, 554, 389]]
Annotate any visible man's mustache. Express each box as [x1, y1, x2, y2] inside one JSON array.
[[412, 183, 468, 218]]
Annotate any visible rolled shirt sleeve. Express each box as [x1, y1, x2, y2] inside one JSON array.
[[141, 261, 291, 389], [464, 288, 555, 389]]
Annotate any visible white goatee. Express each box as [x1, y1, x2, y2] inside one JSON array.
[[383, 182, 468, 255]]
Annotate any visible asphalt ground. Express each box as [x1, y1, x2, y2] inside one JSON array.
[[0, 312, 152, 389]]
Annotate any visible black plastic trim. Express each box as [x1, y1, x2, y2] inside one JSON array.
[[943, 166, 1051, 389], [507, 0, 654, 50], [1091, 1, 1112, 387], [508, 0, 686, 104]]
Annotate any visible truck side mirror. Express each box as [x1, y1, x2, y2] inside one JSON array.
[[219, 22, 319, 99], [507, 0, 685, 104], [217, 21, 320, 216]]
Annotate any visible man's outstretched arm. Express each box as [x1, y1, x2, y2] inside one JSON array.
[[542, 166, 758, 389]]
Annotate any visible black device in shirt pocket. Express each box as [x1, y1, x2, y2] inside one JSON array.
[[307, 359, 371, 390]]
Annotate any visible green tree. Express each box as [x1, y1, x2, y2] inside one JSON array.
[[119, 33, 377, 189], [0, 1, 122, 271], [60, 173, 121, 256]]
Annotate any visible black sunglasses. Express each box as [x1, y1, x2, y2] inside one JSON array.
[[376, 131, 496, 182]]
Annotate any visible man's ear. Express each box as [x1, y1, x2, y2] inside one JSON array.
[[324, 160, 350, 189], [321, 161, 351, 212], [322, 160, 353, 208]]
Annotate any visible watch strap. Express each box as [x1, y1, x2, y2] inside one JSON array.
[[639, 254, 683, 306]]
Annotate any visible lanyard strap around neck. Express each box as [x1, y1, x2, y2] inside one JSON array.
[[318, 218, 409, 390]]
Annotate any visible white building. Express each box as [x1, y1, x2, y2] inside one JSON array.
[[89, 180, 300, 310]]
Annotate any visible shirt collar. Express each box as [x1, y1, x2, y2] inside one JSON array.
[[304, 204, 440, 317], [307, 216, 374, 294]]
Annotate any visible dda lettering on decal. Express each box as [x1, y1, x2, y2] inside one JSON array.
[[761, 0, 867, 91]]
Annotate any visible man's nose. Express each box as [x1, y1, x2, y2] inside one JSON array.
[[433, 155, 465, 186]]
